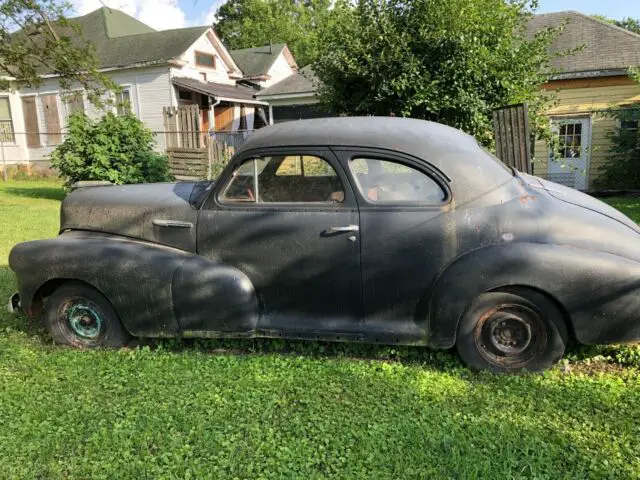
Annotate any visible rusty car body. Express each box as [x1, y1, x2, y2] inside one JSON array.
[[9, 117, 640, 371]]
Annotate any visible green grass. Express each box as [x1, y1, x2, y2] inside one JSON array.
[[602, 196, 640, 223], [1, 181, 640, 479]]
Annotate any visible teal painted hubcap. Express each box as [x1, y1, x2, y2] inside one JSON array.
[[66, 303, 103, 339]]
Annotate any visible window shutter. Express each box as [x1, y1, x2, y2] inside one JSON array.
[[42, 94, 61, 145], [21, 97, 41, 148]]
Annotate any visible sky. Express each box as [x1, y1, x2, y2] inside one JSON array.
[[69, 0, 640, 31]]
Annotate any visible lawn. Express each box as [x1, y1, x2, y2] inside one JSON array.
[[1, 181, 640, 479]]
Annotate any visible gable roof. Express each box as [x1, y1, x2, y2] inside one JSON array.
[[10, 7, 210, 72], [526, 11, 640, 78], [72, 8, 210, 70], [230, 44, 294, 78], [256, 66, 317, 97]]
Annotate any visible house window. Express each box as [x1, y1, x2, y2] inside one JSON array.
[[621, 119, 639, 132], [557, 122, 583, 158], [178, 90, 193, 102], [64, 92, 85, 117], [115, 88, 132, 116], [195, 51, 216, 68], [200, 72, 207, 82], [0, 97, 15, 143]]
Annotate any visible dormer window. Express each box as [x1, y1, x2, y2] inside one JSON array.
[[195, 51, 216, 68]]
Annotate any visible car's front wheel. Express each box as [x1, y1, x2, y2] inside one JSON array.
[[43, 282, 131, 348], [456, 289, 568, 372]]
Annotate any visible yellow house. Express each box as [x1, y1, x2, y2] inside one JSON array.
[[528, 11, 640, 189]]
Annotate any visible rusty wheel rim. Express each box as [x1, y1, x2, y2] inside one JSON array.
[[474, 303, 548, 369], [60, 297, 106, 341]]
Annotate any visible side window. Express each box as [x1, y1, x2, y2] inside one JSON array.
[[222, 155, 344, 204], [349, 158, 445, 204]]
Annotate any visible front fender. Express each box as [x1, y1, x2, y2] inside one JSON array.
[[428, 242, 640, 348], [9, 232, 259, 337]]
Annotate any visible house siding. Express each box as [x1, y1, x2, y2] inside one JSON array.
[[263, 53, 296, 88], [533, 77, 640, 187], [174, 32, 236, 85], [2, 65, 172, 166]]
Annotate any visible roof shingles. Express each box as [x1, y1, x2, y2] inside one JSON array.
[[256, 66, 317, 97], [229, 44, 287, 77], [526, 11, 640, 76]]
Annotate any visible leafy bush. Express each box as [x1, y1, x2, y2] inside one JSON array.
[[50, 112, 173, 189], [593, 107, 640, 189]]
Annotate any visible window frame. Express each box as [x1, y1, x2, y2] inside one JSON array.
[[209, 147, 357, 210], [0, 96, 16, 144], [195, 51, 216, 69], [621, 118, 639, 133], [337, 149, 450, 208], [63, 91, 85, 117], [114, 87, 133, 116]]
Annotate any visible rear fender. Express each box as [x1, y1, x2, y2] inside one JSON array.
[[428, 243, 640, 348]]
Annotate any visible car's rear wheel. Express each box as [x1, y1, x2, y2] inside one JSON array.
[[43, 282, 131, 348], [456, 289, 567, 372]]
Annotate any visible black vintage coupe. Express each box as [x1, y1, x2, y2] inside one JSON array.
[[9, 117, 640, 372]]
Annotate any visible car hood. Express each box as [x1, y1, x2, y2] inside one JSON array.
[[520, 173, 640, 234], [61, 182, 201, 251]]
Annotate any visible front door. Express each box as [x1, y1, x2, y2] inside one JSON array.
[[548, 118, 591, 190], [198, 148, 363, 337]]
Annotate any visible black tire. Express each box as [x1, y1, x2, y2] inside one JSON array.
[[456, 289, 567, 373], [43, 281, 131, 348]]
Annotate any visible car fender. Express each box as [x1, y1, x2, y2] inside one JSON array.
[[9, 233, 259, 337], [427, 242, 640, 348]]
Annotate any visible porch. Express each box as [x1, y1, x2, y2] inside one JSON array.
[[172, 76, 269, 136]]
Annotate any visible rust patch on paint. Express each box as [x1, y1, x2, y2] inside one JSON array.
[[518, 194, 538, 205]]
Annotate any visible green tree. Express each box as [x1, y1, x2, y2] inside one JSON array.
[[592, 15, 640, 34], [0, 0, 112, 104], [214, 0, 334, 66], [51, 113, 173, 189], [312, 0, 561, 146]]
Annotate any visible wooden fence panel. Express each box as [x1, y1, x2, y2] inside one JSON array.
[[163, 105, 201, 149], [493, 103, 531, 173]]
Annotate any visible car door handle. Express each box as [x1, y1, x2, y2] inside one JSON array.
[[329, 225, 360, 233], [153, 219, 193, 229]]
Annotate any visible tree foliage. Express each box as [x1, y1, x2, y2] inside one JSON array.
[[0, 0, 112, 104], [51, 113, 173, 189], [593, 107, 640, 189], [312, 0, 561, 146], [214, 0, 334, 66], [593, 71, 640, 189], [592, 15, 640, 35]]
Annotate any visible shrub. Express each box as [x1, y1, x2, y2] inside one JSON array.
[[50, 113, 173, 189], [593, 106, 640, 189]]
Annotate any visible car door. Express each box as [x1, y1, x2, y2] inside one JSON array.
[[197, 148, 364, 338], [333, 148, 453, 343]]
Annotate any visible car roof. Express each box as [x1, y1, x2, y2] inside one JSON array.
[[234, 117, 514, 205]]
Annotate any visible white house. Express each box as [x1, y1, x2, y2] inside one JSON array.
[[0, 7, 299, 169]]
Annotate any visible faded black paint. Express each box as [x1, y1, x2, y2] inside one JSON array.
[[9, 117, 640, 348]]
